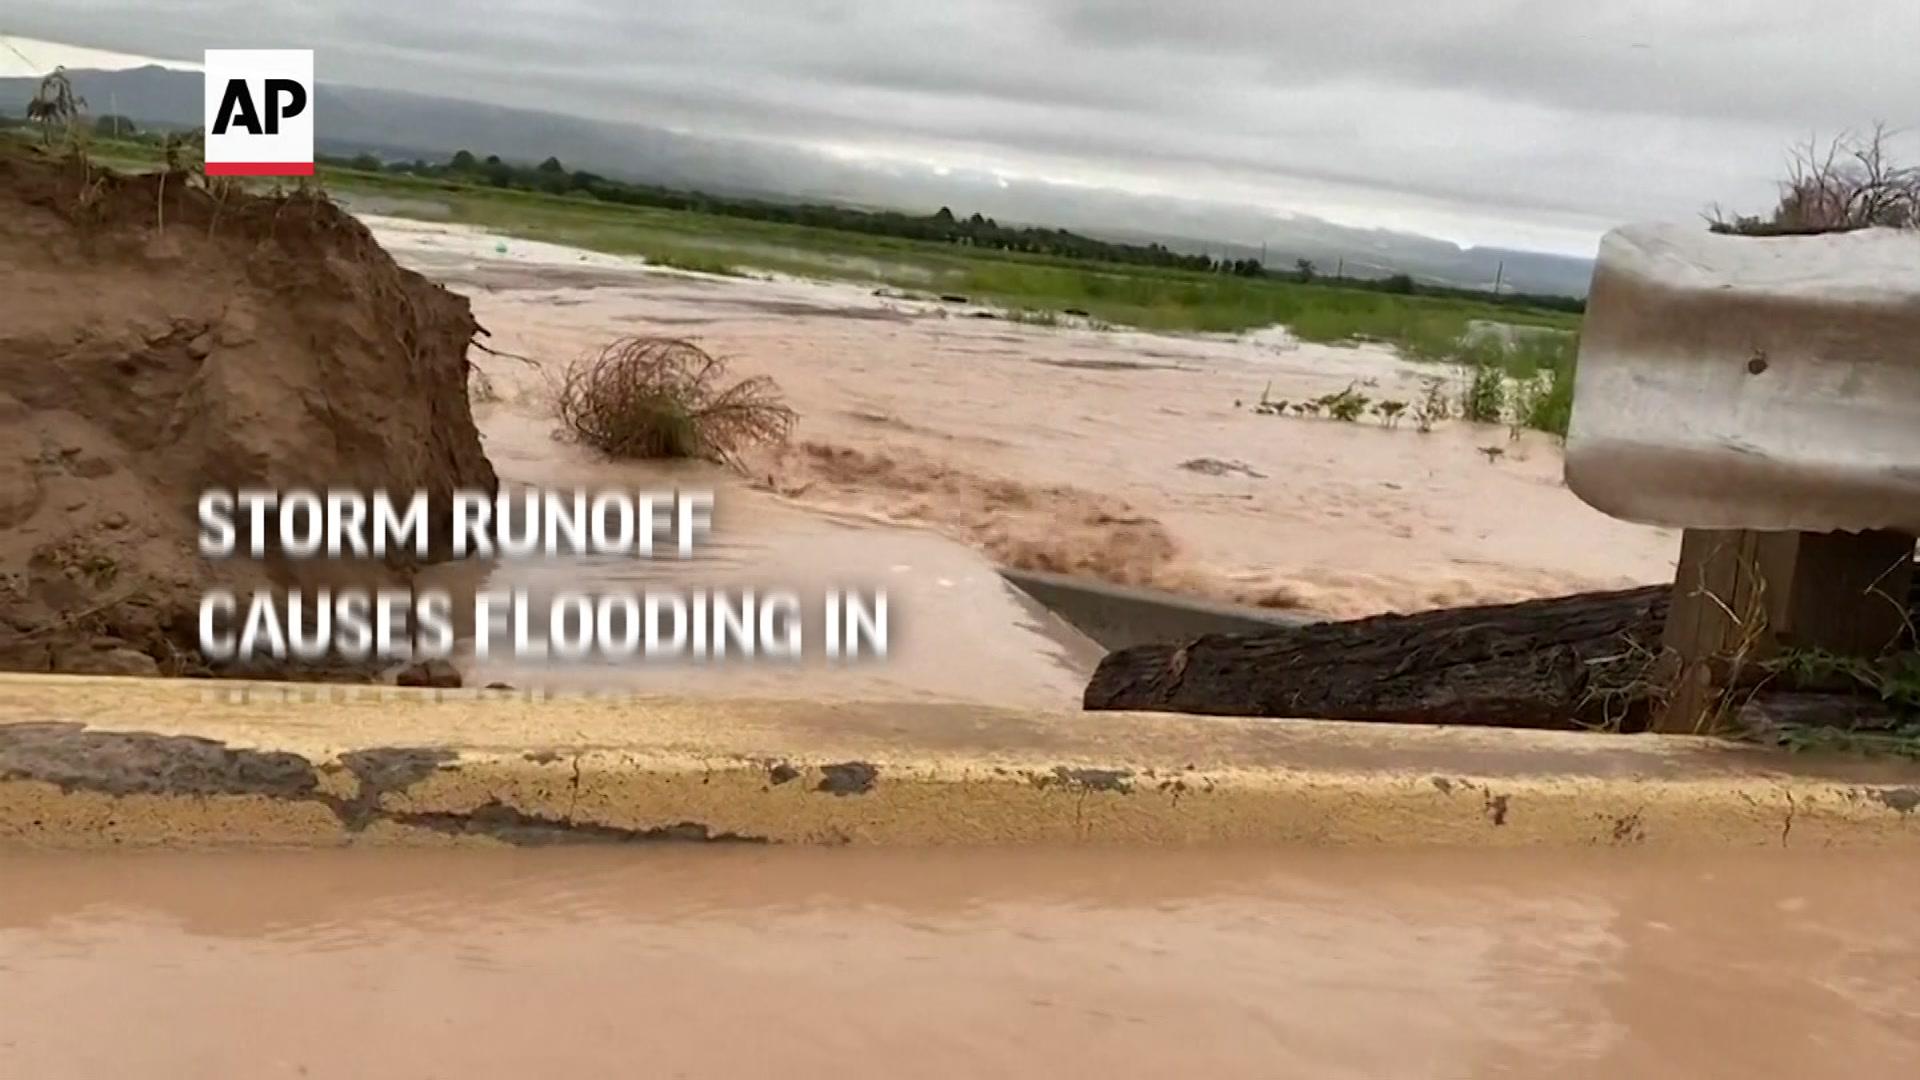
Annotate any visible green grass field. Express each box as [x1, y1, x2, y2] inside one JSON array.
[[22, 130, 1585, 431], [334, 167, 1582, 344], [53, 132, 1581, 337]]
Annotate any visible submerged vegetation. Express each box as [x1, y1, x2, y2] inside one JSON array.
[[643, 252, 746, 277], [1459, 359, 1508, 425], [1458, 331, 1578, 436], [1247, 329, 1578, 438]]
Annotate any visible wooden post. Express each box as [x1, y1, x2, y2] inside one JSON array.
[[1658, 528, 1916, 733]]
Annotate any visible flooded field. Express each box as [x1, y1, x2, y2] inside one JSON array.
[[1, 846, 1914, 1078], [379, 215, 1674, 613], [369, 216, 1677, 706]]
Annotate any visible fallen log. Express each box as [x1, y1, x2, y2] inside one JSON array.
[[1083, 573, 1920, 729], [1083, 586, 1670, 729]]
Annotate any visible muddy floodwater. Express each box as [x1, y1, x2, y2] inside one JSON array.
[[360, 215, 1685, 709], [373, 216, 1679, 619], [417, 398, 1104, 707], [0, 847, 1915, 1078]]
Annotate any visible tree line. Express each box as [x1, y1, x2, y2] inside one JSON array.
[[325, 150, 1583, 310], [26, 115, 1581, 311], [346, 148, 1269, 273]]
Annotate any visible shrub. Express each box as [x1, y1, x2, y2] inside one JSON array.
[[1460, 361, 1507, 424], [1511, 335, 1578, 436], [553, 336, 795, 462], [1708, 126, 1920, 235], [1319, 384, 1371, 422], [1372, 329, 1577, 434], [1520, 370, 1573, 436], [1412, 376, 1452, 433]]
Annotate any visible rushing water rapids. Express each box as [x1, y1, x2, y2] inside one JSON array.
[[367, 216, 1680, 706]]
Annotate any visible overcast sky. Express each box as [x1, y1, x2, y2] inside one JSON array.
[[11, 1, 1920, 254]]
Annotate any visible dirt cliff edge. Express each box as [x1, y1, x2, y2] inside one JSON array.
[[0, 146, 496, 676]]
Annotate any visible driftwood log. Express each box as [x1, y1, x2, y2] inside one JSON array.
[[1083, 576, 1920, 730]]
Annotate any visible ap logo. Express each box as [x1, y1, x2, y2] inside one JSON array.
[[203, 50, 314, 176]]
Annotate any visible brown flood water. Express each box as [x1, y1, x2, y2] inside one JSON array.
[[418, 406, 1105, 706], [373, 215, 1680, 626], [379, 216, 1679, 709], [1, 847, 1915, 1078]]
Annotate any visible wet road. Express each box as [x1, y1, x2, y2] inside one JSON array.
[[1, 846, 1914, 1078]]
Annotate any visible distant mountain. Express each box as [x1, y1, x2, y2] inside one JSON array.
[[1, 65, 1596, 296]]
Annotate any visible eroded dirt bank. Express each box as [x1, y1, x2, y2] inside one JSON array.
[[0, 150, 494, 676]]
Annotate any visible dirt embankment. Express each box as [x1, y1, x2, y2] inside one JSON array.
[[0, 147, 495, 677]]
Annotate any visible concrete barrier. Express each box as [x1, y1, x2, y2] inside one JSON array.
[[1567, 223, 1920, 533], [3, 674, 1919, 851]]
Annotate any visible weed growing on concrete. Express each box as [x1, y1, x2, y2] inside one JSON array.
[[1768, 648, 1920, 716]]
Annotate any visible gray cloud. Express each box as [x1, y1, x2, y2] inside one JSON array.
[[14, 0, 1918, 253]]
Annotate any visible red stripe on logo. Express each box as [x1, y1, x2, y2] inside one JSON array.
[[203, 162, 317, 176]]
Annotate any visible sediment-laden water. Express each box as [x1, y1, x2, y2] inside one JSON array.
[[1, 846, 1913, 1078]]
